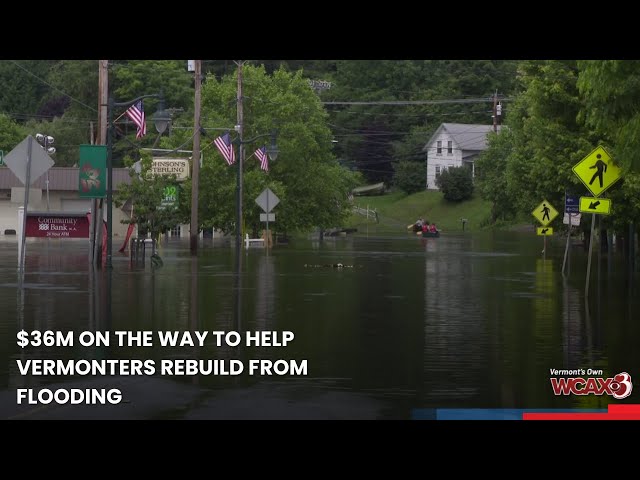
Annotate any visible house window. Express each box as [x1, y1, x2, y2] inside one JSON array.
[[435, 165, 441, 178], [170, 225, 181, 237], [447, 141, 453, 155], [437, 140, 442, 155]]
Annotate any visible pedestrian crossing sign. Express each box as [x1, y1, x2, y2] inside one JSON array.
[[572, 145, 622, 197], [532, 199, 558, 226]]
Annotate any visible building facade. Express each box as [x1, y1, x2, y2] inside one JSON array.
[[0, 167, 133, 239], [423, 123, 500, 190]]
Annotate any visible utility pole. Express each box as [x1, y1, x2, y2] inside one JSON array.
[[190, 59, 202, 254], [493, 89, 498, 133], [235, 60, 245, 250], [94, 60, 109, 268]]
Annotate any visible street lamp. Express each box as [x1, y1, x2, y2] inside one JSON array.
[[152, 96, 171, 135], [35, 133, 56, 211], [106, 93, 171, 268], [233, 129, 279, 248]]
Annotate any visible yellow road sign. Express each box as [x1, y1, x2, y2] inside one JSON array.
[[532, 200, 558, 226], [579, 196, 611, 215], [572, 145, 622, 197], [537, 227, 553, 236]]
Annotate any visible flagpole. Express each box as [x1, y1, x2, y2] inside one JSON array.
[[113, 110, 128, 123]]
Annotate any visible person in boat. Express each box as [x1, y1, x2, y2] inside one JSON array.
[[429, 223, 438, 233], [421, 222, 429, 234]]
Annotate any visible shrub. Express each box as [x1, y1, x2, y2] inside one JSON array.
[[435, 166, 474, 202]]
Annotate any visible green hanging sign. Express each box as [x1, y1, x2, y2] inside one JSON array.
[[78, 145, 107, 198], [159, 184, 179, 210]]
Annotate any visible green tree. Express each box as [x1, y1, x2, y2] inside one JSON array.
[[0, 61, 55, 116], [168, 64, 359, 236], [325, 60, 519, 183], [0, 113, 28, 153], [392, 160, 425, 194], [477, 61, 593, 223], [578, 60, 640, 172], [46, 60, 98, 119], [435, 166, 474, 201], [114, 153, 186, 239], [111, 60, 193, 114], [476, 129, 518, 222]]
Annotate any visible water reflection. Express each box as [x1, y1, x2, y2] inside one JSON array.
[[0, 234, 639, 419]]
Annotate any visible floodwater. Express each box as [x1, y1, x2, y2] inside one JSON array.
[[0, 231, 638, 419]]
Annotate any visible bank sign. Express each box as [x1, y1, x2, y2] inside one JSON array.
[[151, 159, 190, 181], [25, 213, 90, 238]]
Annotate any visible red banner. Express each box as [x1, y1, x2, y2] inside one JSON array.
[[25, 214, 90, 238]]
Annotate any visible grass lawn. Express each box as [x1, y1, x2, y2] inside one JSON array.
[[345, 190, 493, 233]]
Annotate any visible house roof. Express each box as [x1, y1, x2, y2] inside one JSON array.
[[0, 167, 132, 190], [423, 123, 502, 153]]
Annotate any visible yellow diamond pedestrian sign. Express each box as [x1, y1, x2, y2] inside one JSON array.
[[572, 145, 622, 197], [537, 227, 553, 236], [532, 200, 558, 226], [579, 196, 611, 215]]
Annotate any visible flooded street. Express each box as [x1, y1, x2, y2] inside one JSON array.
[[0, 231, 638, 419]]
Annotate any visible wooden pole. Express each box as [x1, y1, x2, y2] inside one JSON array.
[[235, 61, 245, 250], [190, 60, 202, 254], [94, 60, 108, 268]]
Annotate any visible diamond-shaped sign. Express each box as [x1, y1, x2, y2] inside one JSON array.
[[255, 187, 280, 213], [3, 135, 54, 186], [572, 145, 622, 197], [532, 199, 558, 226]]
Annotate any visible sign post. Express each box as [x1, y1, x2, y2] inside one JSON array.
[[562, 193, 580, 275], [572, 145, 623, 298], [532, 199, 558, 259], [255, 188, 280, 249], [3, 135, 55, 272]]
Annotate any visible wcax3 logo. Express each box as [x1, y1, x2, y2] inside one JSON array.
[[549, 370, 632, 400]]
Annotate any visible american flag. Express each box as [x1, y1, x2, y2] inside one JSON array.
[[125, 100, 146, 139], [255, 145, 268, 171], [214, 132, 235, 165]]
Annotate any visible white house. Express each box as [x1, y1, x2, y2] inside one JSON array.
[[423, 123, 501, 190]]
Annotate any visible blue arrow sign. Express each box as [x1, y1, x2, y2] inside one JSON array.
[[565, 194, 579, 214]]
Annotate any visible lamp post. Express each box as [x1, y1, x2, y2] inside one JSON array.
[[106, 93, 171, 269], [233, 130, 279, 249], [35, 134, 56, 211]]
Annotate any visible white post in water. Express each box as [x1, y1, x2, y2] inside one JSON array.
[[265, 189, 270, 249], [19, 136, 34, 274], [17, 206, 24, 265], [562, 214, 572, 275]]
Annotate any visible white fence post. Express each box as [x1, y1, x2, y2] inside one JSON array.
[[17, 206, 24, 265]]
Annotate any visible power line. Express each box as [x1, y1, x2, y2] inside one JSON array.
[[322, 98, 512, 106]]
